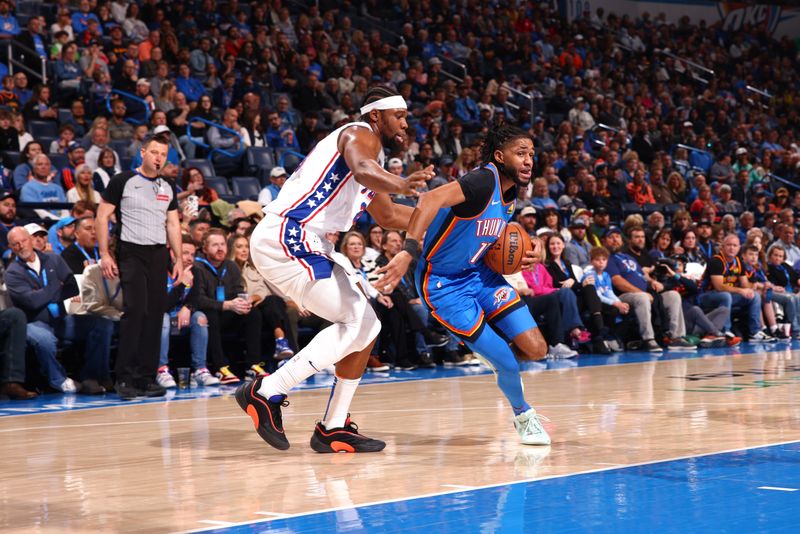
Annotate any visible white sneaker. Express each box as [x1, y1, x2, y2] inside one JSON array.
[[751, 330, 777, 343], [60, 378, 78, 393], [156, 369, 177, 389], [514, 408, 551, 445], [192, 368, 220, 386], [547, 343, 578, 359]]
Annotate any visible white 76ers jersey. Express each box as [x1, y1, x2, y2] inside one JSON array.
[[264, 122, 383, 234]]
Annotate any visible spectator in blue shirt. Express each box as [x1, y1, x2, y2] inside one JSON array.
[[264, 109, 299, 150], [19, 155, 67, 221], [0, 0, 20, 38], [71, 0, 100, 36], [175, 63, 207, 103], [454, 85, 480, 128]]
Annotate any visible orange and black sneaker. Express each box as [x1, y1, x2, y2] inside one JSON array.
[[309, 416, 386, 453], [235, 378, 290, 450]]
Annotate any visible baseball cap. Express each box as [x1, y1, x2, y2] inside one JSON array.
[[536, 227, 554, 236], [66, 141, 84, 153], [270, 167, 288, 178], [682, 121, 693, 128], [736, 147, 748, 155], [136, 78, 151, 86], [776, 187, 789, 197], [573, 208, 592, 219], [568, 218, 587, 229], [519, 206, 537, 217], [440, 156, 454, 166], [594, 207, 610, 216], [695, 219, 712, 228], [24, 223, 47, 236], [153, 125, 171, 135], [0, 190, 14, 202], [387, 158, 403, 168], [429, 57, 443, 65], [603, 226, 622, 238]]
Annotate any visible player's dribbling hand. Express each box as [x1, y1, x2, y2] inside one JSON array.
[[520, 238, 542, 270], [403, 165, 435, 196], [373, 251, 412, 293]]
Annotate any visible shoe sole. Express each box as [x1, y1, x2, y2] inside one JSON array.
[[309, 427, 386, 453], [235, 382, 290, 451], [273, 349, 295, 360], [443, 361, 471, 367]]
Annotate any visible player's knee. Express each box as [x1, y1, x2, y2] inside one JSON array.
[[354, 306, 381, 351]]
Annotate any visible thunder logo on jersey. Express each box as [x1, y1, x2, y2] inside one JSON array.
[[475, 218, 505, 238]]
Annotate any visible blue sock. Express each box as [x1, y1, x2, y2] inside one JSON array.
[[513, 403, 531, 416], [465, 327, 529, 411]]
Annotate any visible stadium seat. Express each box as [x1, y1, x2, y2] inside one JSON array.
[[57, 109, 73, 124], [109, 139, 130, 157], [119, 156, 133, 171], [48, 153, 68, 171], [183, 159, 216, 179], [2, 151, 21, 168], [28, 120, 58, 139], [230, 176, 261, 200], [245, 147, 275, 177], [275, 148, 304, 174], [205, 176, 232, 196]]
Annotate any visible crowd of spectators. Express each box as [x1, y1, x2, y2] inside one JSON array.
[[0, 0, 799, 399]]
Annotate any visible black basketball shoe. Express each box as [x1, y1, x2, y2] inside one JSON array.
[[235, 378, 290, 450], [310, 416, 386, 453]]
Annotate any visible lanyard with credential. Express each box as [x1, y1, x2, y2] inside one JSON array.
[[196, 258, 227, 302], [75, 244, 99, 264], [18, 258, 60, 318], [167, 274, 191, 302]]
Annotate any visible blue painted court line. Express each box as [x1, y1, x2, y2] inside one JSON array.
[[192, 440, 800, 534], [1, 340, 798, 418]]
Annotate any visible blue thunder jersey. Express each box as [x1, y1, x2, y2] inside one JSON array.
[[421, 162, 516, 275]]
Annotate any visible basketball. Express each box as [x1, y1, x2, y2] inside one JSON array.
[[483, 222, 532, 275]]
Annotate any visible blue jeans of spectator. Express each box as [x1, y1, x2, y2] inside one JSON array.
[[27, 316, 114, 389], [160, 312, 209, 370], [555, 288, 583, 333], [698, 290, 761, 333], [770, 291, 800, 332], [409, 301, 458, 353]]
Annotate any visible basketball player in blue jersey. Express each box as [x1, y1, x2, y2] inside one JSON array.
[[376, 124, 551, 445]]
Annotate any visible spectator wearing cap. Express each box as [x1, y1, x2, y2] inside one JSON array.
[[429, 156, 456, 189], [258, 166, 288, 206], [6, 227, 113, 394], [387, 158, 404, 178], [564, 216, 592, 268], [589, 207, 611, 246], [108, 98, 134, 141], [0, 0, 20, 39], [60, 142, 87, 190], [568, 97, 595, 131], [24, 223, 49, 252], [770, 187, 791, 213], [603, 226, 691, 351], [516, 206, 538, 238], [733, 147, 754, 181], [693, 219, 718, 263]]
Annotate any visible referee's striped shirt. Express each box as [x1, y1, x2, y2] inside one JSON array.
[[101, 171, 178, 245]]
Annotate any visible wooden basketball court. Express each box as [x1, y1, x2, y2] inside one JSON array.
[[2, 346, 799, 532]]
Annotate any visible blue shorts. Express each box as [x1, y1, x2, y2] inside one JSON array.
[[415, 261, 536, 343]]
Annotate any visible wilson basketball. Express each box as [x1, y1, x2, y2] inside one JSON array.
[[483, 222, 531, 275]]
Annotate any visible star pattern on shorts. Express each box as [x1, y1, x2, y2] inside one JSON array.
[[288, 227, 299, 237], [322, 182, 332, 192], [329, 173, 340, 183], [292, 244, 301, 252], [314, 191, 324, 201], [307, 199, 317, 208]]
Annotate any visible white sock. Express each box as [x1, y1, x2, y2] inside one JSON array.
[[322, 375, 361, 430], [257, 322, 356, 399]]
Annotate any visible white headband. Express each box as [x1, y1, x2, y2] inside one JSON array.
[[359, 95, 407, 116]]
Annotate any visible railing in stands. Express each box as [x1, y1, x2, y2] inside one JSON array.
[[5, 40, 47, 84], [185, 117, 244, 160], [278, 149, 306, 168], [105, 89, 151, 126]]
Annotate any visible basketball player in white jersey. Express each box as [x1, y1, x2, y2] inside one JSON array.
[[237, 87, 435, 452]]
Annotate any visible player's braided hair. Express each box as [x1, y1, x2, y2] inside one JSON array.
[[359, 86, 401, 121], [480, 121, 532, 166]]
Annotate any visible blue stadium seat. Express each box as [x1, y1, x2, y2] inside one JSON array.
[[245, 147, 275, 178], [119, 156, 133, 171], [48, 152, 68, 171], [182, 159, 216, 179], [28, 120, 58, 139], [2, 151, 21, 168], [57, 109, 72, 124], [231, 176, 261, 200], [275, 148, 303, 174], [205, 176, 232, 196]]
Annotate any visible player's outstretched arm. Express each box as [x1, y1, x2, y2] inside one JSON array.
[[338, 127, 433, 195], [374, 181, 466, 291], [366, 193, 415, 231]]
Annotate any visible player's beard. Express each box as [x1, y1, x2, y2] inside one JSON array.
[[380, 131, 402, 152], [497, 162, 531, 187]]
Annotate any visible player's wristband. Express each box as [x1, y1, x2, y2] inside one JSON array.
[[403, 238, 420, 260]]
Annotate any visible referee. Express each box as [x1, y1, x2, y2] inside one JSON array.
[[97, 133, 183, 399]]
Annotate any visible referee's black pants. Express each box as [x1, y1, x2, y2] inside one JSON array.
[[116, 241, 169, 383]]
